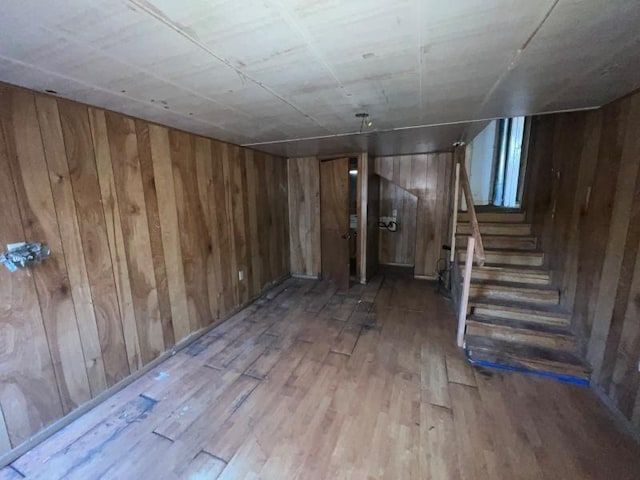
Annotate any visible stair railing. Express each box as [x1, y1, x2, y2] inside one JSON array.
[[450, 147, 485, 347]]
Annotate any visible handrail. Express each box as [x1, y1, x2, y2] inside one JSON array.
[[455, 149, 486, 266], [457, 236, 475, 347]]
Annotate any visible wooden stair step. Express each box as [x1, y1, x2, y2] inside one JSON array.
[[456, 234, 537, 251], [469, 299, 571, 327], [466, 315, 577, 352], [467, 265, 550, 285], [469, 281, 559, 305], [458, 211, 525, 223], [465, 335, 591, 382], [460, 249, 544, 266], [457, 222, 531, 236]]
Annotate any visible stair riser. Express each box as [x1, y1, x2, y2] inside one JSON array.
[[458, 212, 526, 223], [466, 324, 576, 352], [471, 306, 570, 327], [469, 286, 559, 305], [470, 270, 550, 285], [457, 224, 532, 236], [467, 348, 590, 381], [457, 235, 537, 250], [460, 251, 544, 266]]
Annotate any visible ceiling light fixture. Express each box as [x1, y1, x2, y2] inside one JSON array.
[[355, 112, 373, 133]]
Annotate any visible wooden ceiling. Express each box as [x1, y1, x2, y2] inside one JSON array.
[[1, 0, 639, 156]]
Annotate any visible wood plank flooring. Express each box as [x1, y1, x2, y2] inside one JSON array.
[[5, 272, 640, 479]]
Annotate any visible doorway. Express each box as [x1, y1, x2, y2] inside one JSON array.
[[467, 116, 529, 208], [320, 157, 350, 289]]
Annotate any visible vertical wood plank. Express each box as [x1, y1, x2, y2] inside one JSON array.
[[227, 145, 249, 303], [105, 111, 164, 364], [194, 136, 221, 320], [245, 150, 262, 295], [287, 157, 321, 277], [210, 140, 235, 314], [0, 87, 63, 446], [89, 108, 141, 373], [1, 88, 91, 412], [169, 130, 211, 331], [136, 121, 175, 349], [587, 97, 634, 379], [145, 125, 191, 341], [58, 100, 130, 388], [35, 96, 108, 396]]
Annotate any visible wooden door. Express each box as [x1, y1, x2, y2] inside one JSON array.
[[320, 157, 350, 289]]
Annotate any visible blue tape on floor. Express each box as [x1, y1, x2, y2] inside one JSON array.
[[466, 354, 590, 387]]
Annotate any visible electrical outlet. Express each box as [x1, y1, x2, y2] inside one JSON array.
[[392, 208, 397, 217], [238, 270, 244, 281]]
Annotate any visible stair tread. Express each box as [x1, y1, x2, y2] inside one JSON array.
[[462, 248, 543, 254], [458, 221, 530, 226], [460, 207, 523, 213], [469, 279, 558, 291], [473, 263, 549, 272], [469, 297, 571, 316], [465, 335, 591, 371], [467, 314, 574, 336]]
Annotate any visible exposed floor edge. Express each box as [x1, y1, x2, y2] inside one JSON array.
[[414, 274, 437, 281], [466, 353, 590, 387], [291, 273, 321, 279], [591, 384, 640, 445], [0, 273, 292, 470]]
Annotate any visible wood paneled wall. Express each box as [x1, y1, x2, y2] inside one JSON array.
[[379, 177, 418, 266], [0, 83, 289, 454], [287, 157, 321, 278], [524, 88, 640, 432], [374, 153, 453, 278], [360, 153, 380, 283]]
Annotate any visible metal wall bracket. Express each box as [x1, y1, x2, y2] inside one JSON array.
[[0, 242, 51, 273]]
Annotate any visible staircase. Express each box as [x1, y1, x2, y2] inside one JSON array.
[[456, 209, 591, 384]]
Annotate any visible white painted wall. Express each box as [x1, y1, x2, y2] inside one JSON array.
[[468, 121, 497, 205]]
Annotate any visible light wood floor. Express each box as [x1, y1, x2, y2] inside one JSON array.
[[4, 272, 640, 479]]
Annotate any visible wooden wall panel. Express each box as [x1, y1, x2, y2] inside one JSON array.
[[0, 87, 63, 447], [137, 121, 175, 349], [169, 130, 211, 332], [36, 97, 108, 396], [375, 152, 452, 278], [378, 178, 417, 266], [288, 157, 321, 277], [210, 141, 235, 316], [105, 112, 165, 365], [0, 82, 289, 457], [524, 88, 640, 434], [2, 89, 91, 412], [58, 101, 130, 390], [89, 108, 142, 373], [147, 124, 190, 341]]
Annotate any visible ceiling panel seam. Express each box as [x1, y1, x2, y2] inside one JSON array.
[[128, 0, 336, 135], [0, 53, 254, 142], [0, 10, 279, 137], [266, 0, 360, 109], [242, 104, 600, 148], [474, 0, 561, 118]]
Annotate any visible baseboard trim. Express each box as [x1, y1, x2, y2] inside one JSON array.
[[0, 273, 291, 469], [591, 384, 640, 445]]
